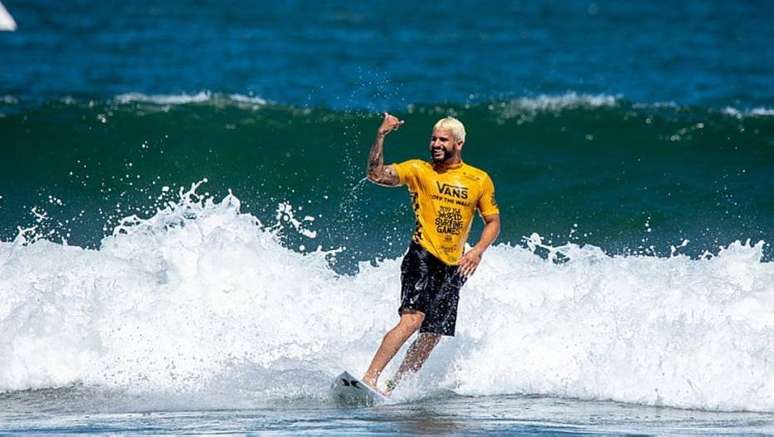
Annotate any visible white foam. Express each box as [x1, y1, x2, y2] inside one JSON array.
[[750, 108, 774, 117], [496, 93, 619, 122], [508, 92, 618, 112], [723, 106, 774, 118], [447, 240, 774, 412], [115, 91, 213, 105], [228, 93, 268, 105], [0, 186, 773, 412], [113, 92, 268, 107]]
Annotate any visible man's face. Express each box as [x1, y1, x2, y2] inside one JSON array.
[[429, 128, 460, 163]]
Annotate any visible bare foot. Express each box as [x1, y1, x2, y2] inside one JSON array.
[[362, 378, 388, 396]]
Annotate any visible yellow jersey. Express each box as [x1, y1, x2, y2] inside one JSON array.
[[393, 159, 499, 265]]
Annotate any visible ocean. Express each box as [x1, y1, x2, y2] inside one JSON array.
[[1, 0, 773, 434]]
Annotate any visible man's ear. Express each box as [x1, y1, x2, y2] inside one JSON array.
[[457, 140, 465, 151]]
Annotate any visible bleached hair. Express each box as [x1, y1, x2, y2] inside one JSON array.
[[433, 116, 466, 143]]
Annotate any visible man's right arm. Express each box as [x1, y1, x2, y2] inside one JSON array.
[[366, 113, 403, 187]]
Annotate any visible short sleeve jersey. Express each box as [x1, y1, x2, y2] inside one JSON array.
[[392, 159, 499, 265]]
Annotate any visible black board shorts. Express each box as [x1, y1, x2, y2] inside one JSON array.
[[399, 242, 467, 336]]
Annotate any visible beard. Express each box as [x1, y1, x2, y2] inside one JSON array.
[[431, 147, 454, 163]]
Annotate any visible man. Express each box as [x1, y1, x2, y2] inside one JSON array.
[[362, 112, 501, 393]]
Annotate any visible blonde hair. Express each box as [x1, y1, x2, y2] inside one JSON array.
[[433, 116, 466, 143]]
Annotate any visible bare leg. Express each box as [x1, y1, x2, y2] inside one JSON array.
[[388, 332, 442, 392], [362, 311, 424, 389]]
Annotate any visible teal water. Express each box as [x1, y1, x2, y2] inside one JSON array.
[[1, 96, 772, 269]]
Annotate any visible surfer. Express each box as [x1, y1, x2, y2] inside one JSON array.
[[362, 113, 501, 393]]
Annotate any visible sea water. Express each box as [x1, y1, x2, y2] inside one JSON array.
[[1, 186, 773, 434], [1, 0, 773, 434]]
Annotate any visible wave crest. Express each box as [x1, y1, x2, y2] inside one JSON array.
[[1, 185, 773, 411]]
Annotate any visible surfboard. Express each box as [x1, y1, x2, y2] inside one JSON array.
[[0, 2, 17, 31], [331, 371, 388, 406]]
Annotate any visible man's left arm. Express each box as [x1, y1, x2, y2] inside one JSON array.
[[458, 214, 500, 277]]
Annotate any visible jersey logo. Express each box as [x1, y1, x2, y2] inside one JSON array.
[[436, 182, 469, 199]]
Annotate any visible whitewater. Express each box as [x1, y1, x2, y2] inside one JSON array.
[[1, 183, 772, 415]]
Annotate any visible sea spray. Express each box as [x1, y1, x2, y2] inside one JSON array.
[[2, 185, 773, 411], [449, 239, 774, 411]]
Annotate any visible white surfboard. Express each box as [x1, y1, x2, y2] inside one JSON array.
[[0, 2, 17, 31], [331, 371, 388, 406]]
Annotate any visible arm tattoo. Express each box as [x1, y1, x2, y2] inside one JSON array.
[[368, 134, 385, 176], [366, 132, 399, 186]]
